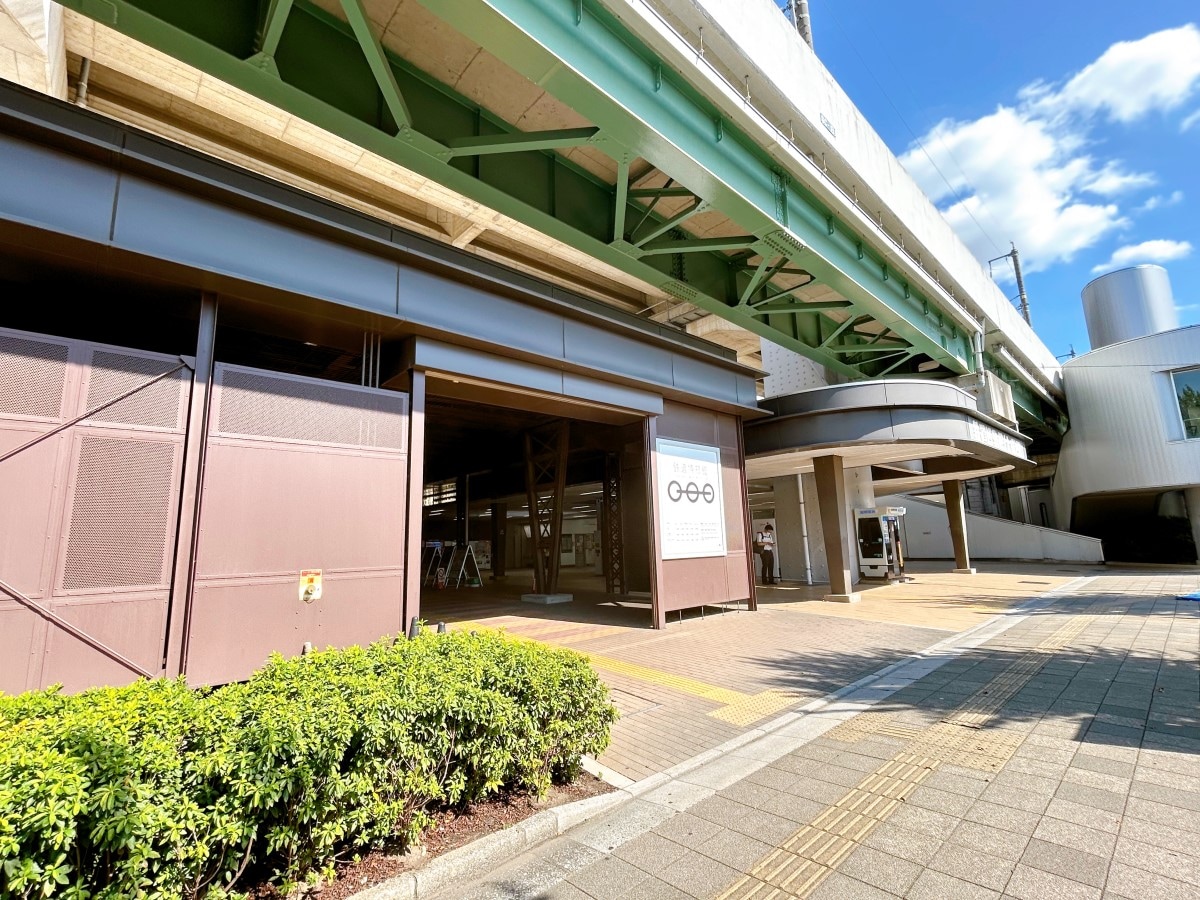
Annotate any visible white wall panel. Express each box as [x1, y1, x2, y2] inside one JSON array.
[[1053, 326, 1200, 527]]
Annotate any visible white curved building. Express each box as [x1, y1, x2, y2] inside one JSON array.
[[1052, 267, 1200, 563]]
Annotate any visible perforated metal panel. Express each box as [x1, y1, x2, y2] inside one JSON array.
[[84, 349, 187, 430], [1, 326, 191, 694], [60, 434, 178, 591], [212, 366, 406, 451], [0, 331, 69, 419]]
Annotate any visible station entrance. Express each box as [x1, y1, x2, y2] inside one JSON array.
[[416, 376, 655, 628]]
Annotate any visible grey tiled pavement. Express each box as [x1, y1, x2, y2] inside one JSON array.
[[420, 571, 1200, 900]]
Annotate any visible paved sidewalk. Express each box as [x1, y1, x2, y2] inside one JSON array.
[[429, 570, 1200, 900], [428, 563, 1090, 781]]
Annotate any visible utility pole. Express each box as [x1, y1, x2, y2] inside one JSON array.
[[1010, 244, 1030, 326], [787, 0, 813, 49], [988, 243, 1032, 326]]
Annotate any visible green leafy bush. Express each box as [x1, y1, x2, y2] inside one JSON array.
[[0, 630, 617, 899]]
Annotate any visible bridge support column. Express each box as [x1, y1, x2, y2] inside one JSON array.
[[944, 480, 976, 574], [814, 455, 859, 603]]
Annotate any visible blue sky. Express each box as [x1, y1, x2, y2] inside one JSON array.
[[796, 0, 1200, 357]]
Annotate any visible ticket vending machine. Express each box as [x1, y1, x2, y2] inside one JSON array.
[[854, 507, 907, 580]]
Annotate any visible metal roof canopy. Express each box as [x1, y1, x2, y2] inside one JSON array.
[[57, 0, 1052, 425]]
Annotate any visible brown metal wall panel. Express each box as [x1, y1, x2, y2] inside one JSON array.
[[0, 608, 45, 695], [186, 572, 404, 685], [0, 429, 66, 597], [187, 365, 409, 686], [0, 327, 188, 693], [195, 443, 407, 574], [55, 432, 182, 594], [725, 553, 752, 599], [40, 595, 168, 692], [662, 557, 730, 607]]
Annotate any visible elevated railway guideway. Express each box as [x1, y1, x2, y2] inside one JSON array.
[[56, 0, 1064, 434]]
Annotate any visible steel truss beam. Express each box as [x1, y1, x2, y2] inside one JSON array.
[[59, 0, 1050, 413], [600, 452, 624, 595], [524, 421, 569, 595]]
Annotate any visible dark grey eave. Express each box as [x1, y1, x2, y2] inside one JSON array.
[[746, 379, 1031, 468]]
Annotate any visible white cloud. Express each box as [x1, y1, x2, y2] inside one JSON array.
[[901, 107, 1129, 273], [900, 25, 1197, 274], [1026, 25, 1200, 123], [1081, 162, 1156, 196], [1090, 239, 1193, 274], [1183, 109, 1200, 131], [1138, 190, 1184, 212]]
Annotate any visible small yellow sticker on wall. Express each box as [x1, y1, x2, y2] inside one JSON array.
[[299, 569, 323, 603]]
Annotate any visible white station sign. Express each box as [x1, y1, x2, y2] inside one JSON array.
[[656, 438, 727, 560]]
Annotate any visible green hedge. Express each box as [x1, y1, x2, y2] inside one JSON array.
[[0, 630, 617, 899]]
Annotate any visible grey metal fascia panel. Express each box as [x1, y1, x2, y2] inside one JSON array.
[[671, 354, 742, 405], [563, 319, 673, 387], [561, 373, 663, 416], [0, 134, 118, 244], [118, 133, 396, 243], [410, 339, 564, 395], [399, 266, 567, 360], [111, 175, 400, 314], [882, 380, 970, 411], [736, 373, 760, 407], [888, 408, 972, 442]]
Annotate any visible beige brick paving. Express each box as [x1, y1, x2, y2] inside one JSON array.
[[424, 563, 1098, 782], [427, 568, 1200, 900]]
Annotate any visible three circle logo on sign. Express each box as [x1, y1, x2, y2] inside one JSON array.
[[667, 480, 716, 503]]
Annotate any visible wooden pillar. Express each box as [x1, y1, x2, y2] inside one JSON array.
[[813, 454, 859, 603], [944, 479, 976, 574]]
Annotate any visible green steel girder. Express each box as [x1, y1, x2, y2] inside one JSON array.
[[445, 126, 599, 156], [410, 0, 976, 372]]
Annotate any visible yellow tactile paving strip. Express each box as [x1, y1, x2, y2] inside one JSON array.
[[450, 620, 804, 727], [719, 614, 1091, 899], [767, 571, 1075, 632]]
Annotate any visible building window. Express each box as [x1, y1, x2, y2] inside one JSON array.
[[1173, 367, 1200, 439]]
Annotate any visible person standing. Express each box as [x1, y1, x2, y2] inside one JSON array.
[[756, 523, 777, 585]]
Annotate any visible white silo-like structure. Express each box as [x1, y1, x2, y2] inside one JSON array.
[[1081, 265, 1179, 350]]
